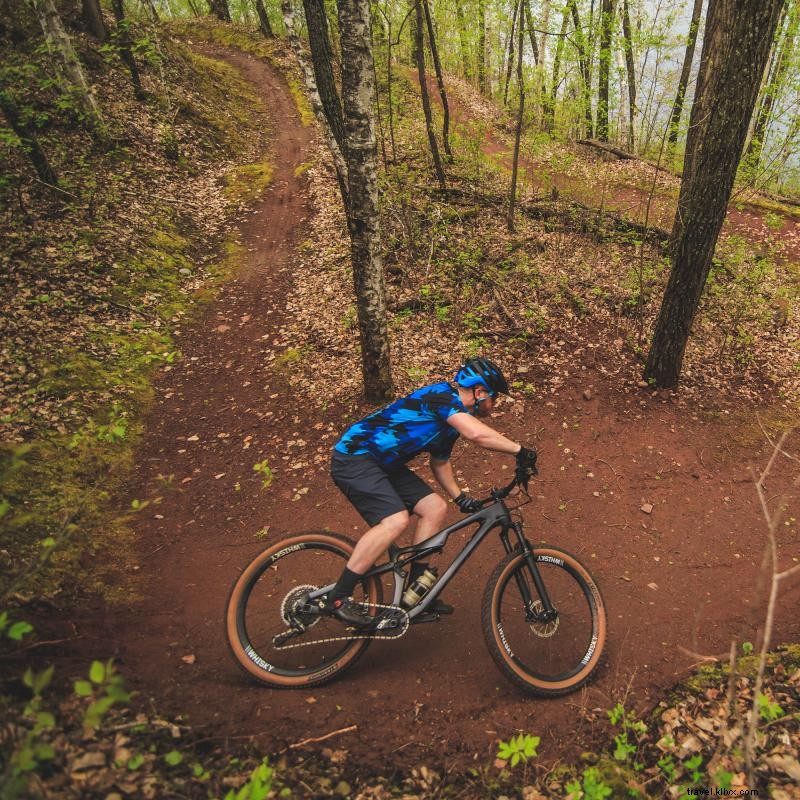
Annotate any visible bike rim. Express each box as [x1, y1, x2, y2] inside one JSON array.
[[493, 553, 602, 687], [232, 539, 378, 680]]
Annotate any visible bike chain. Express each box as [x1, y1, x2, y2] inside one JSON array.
[[273, 601, 410, 650]]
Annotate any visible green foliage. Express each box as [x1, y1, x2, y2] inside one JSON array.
[[78, 659, 131, 730], [565, 767, 613, 799], [756, 692, 784, 721], [223, 759, 274, 800], [496, 733, 540, 767], [252, 459, 274, 489]]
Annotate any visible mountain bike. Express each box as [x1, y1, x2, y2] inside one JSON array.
[[225, 465, 607, 697]]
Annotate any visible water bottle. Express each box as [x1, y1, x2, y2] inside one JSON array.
[[402, 568, 438, 608]]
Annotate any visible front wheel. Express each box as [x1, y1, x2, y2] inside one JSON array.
[[226, 531, 383, 688], [482, 546, 606, 697]]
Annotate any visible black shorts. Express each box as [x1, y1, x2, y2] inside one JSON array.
[[330, 451, 434, 527]]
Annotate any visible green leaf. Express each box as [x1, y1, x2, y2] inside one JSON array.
[[0, 611, 8, 632], [0, 498, 10, 518], [35, 711, 55, 731], [8, 621, 34, 641], [127, 753, 145, 770], [41, 537, 57, 548], [89, 660, 106, 684], [164, 750, 183, 766], [33, 665, 54, 695], [74, 680, 93, 697]]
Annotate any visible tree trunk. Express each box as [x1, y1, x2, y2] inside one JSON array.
[[454, 0, 472, 81], [208, 0, 231, 22], [507, 0, 525, 231], [0, 87, 58, 186], [596, 0, 614, 141], [303, 0, 345, 152], [666, 0, 703, 150], [570, 0, 594, 137], [644, 0, 786, 389], [81, 0, 107, 40], [142, 0, 160, 22], [422, 0, 451, 159], [478, 0, 487, 94], [282, 0, 349, 208], [545, 2, 570, 131], [523, 0, 539, 64], [413, 0, 446, 187], [255, 0, 274, 36], [30, 0, 104, 130], [336, 0, 394, 403], [502, 0, 519, 106], [620, 0, 636, 151], [111, 0, 146, 101], [745, 2, 798, 172]]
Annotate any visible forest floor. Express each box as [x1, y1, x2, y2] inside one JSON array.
[[37, 44, 800, 784]]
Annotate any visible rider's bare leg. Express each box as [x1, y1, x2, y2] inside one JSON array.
[[411, 493, 448, 544], [345, 509, 410, 574]]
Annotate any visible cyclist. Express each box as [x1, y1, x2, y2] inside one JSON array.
[[325, 357, 538, 628]]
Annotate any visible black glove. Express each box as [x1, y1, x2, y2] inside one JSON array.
[[515, 446, 538, 470], [455, 492, 481, 513]]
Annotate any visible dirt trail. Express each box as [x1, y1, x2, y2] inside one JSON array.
[[61, 52, 800, 775]]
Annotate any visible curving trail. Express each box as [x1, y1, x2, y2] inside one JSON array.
[[92, 50, 800, 775]]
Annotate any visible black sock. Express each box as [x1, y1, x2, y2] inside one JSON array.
[[331, 567, 363, 601], [408, 561, 430, 584]]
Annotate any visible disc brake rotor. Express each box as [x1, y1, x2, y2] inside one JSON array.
[[528, 599, 559, 638]]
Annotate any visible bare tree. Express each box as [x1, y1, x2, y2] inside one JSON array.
[[478, 0, 487, 94], [570, 0, 594, 137], [81, 0, 108, 40], [507, 0, 525, 231], [596, 0, 615, 142], [255, 0, 275, 36], [413, 0, 446, 187], [644, 0, 786, 388], [620, 0, 636, 151], [111, 0, 146, 101], [454, 0, 472, 80], [0, 86, 58, 186], [666, 0, 703, 153], [422, 0, 451, 159], [337, 0, 394, 402], [30, 0, 104, 131]]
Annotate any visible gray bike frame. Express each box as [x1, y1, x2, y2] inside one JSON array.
[[307, 498, 532, 620]]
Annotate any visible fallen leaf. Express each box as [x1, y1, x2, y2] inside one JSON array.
[[181, 654, 196, 665]]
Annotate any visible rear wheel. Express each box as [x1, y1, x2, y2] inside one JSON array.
[[225, 531, 382, 688], [482, 546, 606, 697]]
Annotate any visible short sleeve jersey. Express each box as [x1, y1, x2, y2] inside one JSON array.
[[333, 382, 467, 468]]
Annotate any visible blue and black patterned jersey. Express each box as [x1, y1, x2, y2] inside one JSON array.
[[334, 382, 468, 468]]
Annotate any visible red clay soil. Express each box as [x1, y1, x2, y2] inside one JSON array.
[[58, 53, 800, 776]]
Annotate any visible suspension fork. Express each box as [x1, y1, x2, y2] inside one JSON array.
[[502, 522, 557, 621]]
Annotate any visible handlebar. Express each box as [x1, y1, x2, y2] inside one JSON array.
[[477, 466, 535, 507]]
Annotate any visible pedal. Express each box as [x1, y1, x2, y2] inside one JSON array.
[[409, 611, 441, 625]]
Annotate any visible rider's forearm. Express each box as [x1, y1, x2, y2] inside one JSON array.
[[469, 428, 522, 455], [430, 458, 462, 499]]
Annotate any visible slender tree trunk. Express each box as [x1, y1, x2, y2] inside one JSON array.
[[208, 0, 231, 21], [413, 0, 446, 187], [478, 0, 487, 94], [539, 0, 551, 68], [81, 0, 107, 40], [282, 0, 349, 208], [0, 88, 58, 186], [383, 13, 396, 160], [303, 0, 345, 152], [508, 0, 525, 231], [571, 0, 594, 137], [142, 0, 160, 22], [255, 0, 274, 36], [620, 0, 636, 151], [666, 0, 703, 151], [454, 0, 472, 81], [30, 0, 104, 130], [336, 0, 394, 402], [545, 3, 570, 131], [503, 0, 519, 106], [186, 0, 203, 17], [422, 0, 451, 159], [644, 0, 786, 388], [745, 3, 797, 172], [523, 0, 539, 64], [597, 0, 615, 141], [111, 0, 146, 100]]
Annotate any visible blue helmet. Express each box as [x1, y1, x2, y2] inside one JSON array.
[[454, 357, 510, 396]]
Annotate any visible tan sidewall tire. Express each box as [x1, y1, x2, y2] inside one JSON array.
[[225, 531, 380, 688], [482, 546, 607, 697]]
